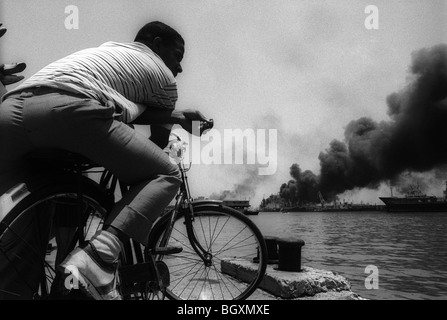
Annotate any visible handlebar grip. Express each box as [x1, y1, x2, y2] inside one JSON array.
[[200, 119, 214, 135]]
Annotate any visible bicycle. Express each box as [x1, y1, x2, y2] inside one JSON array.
[[0, 121, 268, 300]]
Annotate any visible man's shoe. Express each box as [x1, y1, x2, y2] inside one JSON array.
[[58, 243, 122, 300]]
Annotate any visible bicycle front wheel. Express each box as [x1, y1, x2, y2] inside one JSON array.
[[148, 205, 267, 300]]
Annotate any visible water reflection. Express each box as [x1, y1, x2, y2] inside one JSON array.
[[250, 211, 447, 300]]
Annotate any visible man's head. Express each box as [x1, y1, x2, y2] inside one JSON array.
[[135, 21, 185, 77]]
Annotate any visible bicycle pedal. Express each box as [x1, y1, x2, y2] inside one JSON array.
[[152, 246, 183, 255], [119, 262, 154, 284], [119, 261, 170, 297]]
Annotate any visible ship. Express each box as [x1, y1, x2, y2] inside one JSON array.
[[223, 200, 259, 215], [379, 181, 447, 212], [281, 206, 315, 213]]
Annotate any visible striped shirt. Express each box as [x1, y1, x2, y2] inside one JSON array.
[[2, 42, 178, 123]]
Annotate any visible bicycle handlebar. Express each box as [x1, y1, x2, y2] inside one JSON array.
[[168, 119, 213, 162], [199, 119, 214, 135]]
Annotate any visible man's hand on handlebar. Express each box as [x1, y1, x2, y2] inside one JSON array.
[[176, 109, 213, 136], [121, 103, 213, 137]]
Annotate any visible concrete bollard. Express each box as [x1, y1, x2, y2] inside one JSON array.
[[276, 238, 305, 272]]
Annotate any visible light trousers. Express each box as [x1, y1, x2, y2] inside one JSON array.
[[0, 87, 181, 245]]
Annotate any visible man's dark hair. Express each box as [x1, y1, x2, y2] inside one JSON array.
[[135, 21, 184, 47]]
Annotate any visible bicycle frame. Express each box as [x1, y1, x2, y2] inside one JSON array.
[[152, 139, 223, 268], [95, 133, 220, 267]]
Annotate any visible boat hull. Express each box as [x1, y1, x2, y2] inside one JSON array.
[[379, 197, 447, 212], [243, 209, 259, 215]]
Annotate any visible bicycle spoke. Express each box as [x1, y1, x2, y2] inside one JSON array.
[[196, 216, 211, 251], [215, 238, 259, 256], [206, 215, 231, 249], [0, 221, 54, 296], [219, 243, 257, 255], [0, 244, 36, 295], [172, 225, 189, 240], [187, 265, 208, 300], [169, 258, 204, 287], [214, 225, 249, 253], [210, 262, 237, 299], [209, 215, 220, 250], [170, 264, 204, 290], [167, 261, 202, 276], [197, 268, 214, 300], [177, 262, 206, 299], [150, 207, 267, 300], [1, 221, 47, 266]]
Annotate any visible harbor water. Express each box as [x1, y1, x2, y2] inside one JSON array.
[[248, 211, 447, 300]]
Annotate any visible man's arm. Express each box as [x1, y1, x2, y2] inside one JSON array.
[[130, 106, 209, 136], [130, 107, 182, 126]]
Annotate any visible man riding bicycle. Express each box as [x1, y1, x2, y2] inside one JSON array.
[[0, 21, 209, 300]]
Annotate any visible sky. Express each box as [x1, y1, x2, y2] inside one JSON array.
[[1, 0, 446, 207]]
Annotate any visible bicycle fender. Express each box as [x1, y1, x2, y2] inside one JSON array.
[[0, 182, 30, 223], [191, 199, 224, 209], [191, 200, 247, 214]]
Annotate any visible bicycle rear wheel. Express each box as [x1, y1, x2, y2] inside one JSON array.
[[0, 179, 111, 300], [147, 205, 267, 300]]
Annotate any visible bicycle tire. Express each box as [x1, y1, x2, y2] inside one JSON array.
[[147, 205, 268, 300], [0, 177, 111, 300]]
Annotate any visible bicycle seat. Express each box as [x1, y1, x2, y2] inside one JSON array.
[[25, 148, 99, 169]]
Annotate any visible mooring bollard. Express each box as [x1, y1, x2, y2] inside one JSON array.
[[253, 236, 279, 264], [264, 236, 279, 264], [276, 238, 305, 272]]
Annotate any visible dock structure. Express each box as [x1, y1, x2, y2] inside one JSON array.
[[223, 200, 250, 211], [223, 200, 259, 215], [223, 236, 364, 300], [222, 259, 362, 300]]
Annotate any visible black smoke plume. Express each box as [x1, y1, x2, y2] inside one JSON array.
[[284, 44, 447, 202], [280, 164, 319, 205]]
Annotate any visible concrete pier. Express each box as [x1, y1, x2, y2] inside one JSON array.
[[221, 259, 365, 300]]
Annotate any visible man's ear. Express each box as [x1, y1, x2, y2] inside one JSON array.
[[152, 37, 164, 53]]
